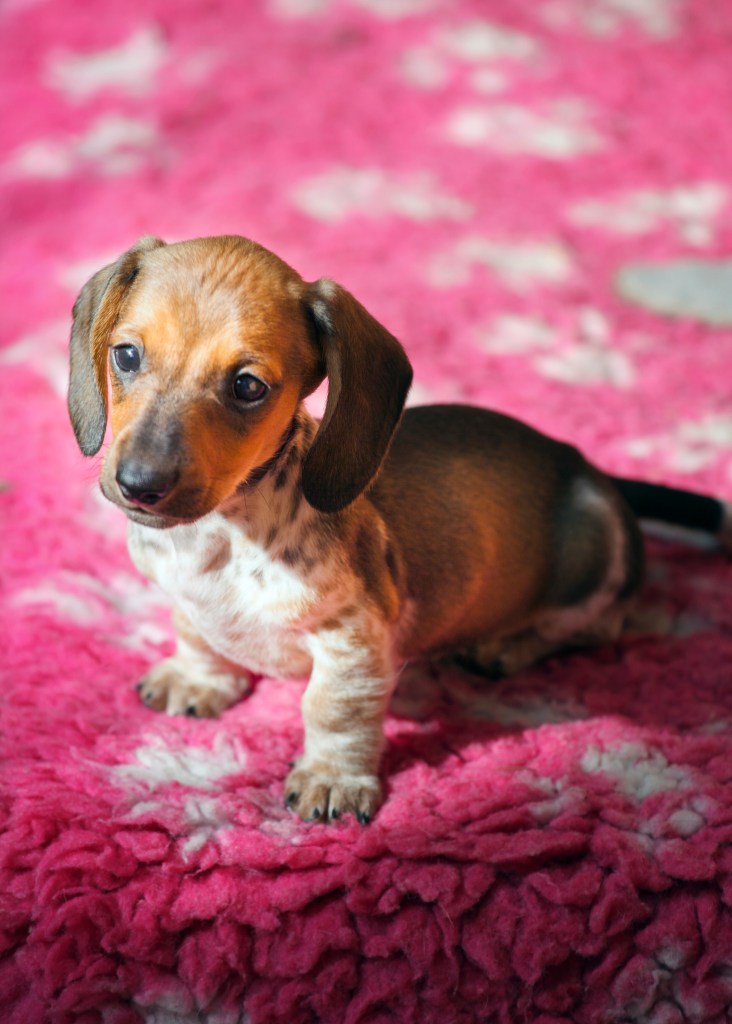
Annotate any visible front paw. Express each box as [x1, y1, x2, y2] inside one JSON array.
[[137, 656, 251, 717], [285, 760, 381, 824]]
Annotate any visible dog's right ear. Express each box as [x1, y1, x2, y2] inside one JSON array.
[[68, 235, 165, 456]]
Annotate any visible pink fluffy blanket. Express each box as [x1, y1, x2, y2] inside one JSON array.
[[3, 1, 732, 1021]]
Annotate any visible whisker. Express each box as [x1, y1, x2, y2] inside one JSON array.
[[255, 484, 274, 515]]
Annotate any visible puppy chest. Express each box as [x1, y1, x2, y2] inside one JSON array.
[[128, 523, 317, 676]]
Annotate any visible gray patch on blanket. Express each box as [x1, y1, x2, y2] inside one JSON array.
[[617, 259, 732, 324]]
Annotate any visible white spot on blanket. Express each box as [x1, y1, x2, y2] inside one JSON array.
[[536, 346, 634, 388], [292, 165, 473, 222], [581, 742, 691, 799], [626, 413, 732, 473], [113, 742, 243, 862], [13, 582, 102, 624], [0, 320, 70, 395], [699, 719, 730, 735], [3, 138, 74, 179], [446, 101, 604, 157], [140, 1003, 239, 1024], [667, 808, 705, 837], [273, 0, 437, 16], [13, 569, 170, 647], [520, 774, 586, 823], [476, 309, 636, 388], [75, 115, 159, 175], [45, 25, 167, 101], [353, 0, 437, 17], [5, 115, 159, 179], [569, 183, 726, 246], [542, 0, 682, 38], [181, 795, 234, 856], [655, 946, 686, 971], [476, 314, 557, 354], [440, 20, 538, 62], [401, 19, 539, 92], [119, 621, 172, 652], [429, 235, 574, 290], [268, 0, 331, 16], [113, 734, 245, 791]]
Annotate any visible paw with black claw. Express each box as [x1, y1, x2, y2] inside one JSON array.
[[284, 761, 381, 824], [135, 656, 251, 717]]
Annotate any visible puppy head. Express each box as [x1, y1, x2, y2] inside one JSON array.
[[68, 235, 412, 526]]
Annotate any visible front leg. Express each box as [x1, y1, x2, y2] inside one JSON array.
[[285, 614, 394, 824], [139, 608, 252, 718]]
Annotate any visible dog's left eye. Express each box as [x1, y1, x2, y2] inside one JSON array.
[[113, 345, 141, 373], [233, 373, 268, 403]]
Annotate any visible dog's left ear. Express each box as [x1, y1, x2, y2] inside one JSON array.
[[68, 235, 165, 456], [301, 279, 413, 513]]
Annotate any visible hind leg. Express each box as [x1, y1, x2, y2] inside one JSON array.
[[462, 471, 643, 678], [463, 598, 631, 678], [459, 629, 563, 678]]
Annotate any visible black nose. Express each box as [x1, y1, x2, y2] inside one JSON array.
[[116, 461, 179, 507]]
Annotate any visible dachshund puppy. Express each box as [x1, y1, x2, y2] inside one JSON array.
[[68, 235, 731, 823]]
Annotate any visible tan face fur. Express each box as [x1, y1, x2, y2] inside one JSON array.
[[95, 238, 323, 527]]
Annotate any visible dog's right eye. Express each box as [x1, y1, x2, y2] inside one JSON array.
[[113, 345, 141, 373]]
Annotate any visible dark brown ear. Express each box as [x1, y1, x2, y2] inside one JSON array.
[[68, 235, 165, 456], [301, 279, 413, 513]]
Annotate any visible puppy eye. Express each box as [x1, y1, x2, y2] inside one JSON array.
[[113, 345, 141, 373], [233, 372, 268, 403]]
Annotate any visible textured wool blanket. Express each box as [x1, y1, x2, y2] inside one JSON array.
[[3, 1, 732, 1022]]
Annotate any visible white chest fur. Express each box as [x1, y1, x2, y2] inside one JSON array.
[[127, 513, 327, 679]]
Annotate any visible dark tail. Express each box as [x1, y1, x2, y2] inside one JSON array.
[[611, 476, 731, 550]]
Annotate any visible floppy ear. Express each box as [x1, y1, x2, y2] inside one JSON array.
[[68, 235, 165, 456], [301, 279, 413, 513]]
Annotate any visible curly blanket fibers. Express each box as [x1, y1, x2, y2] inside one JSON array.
[[2, 1, 732, 1021]]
